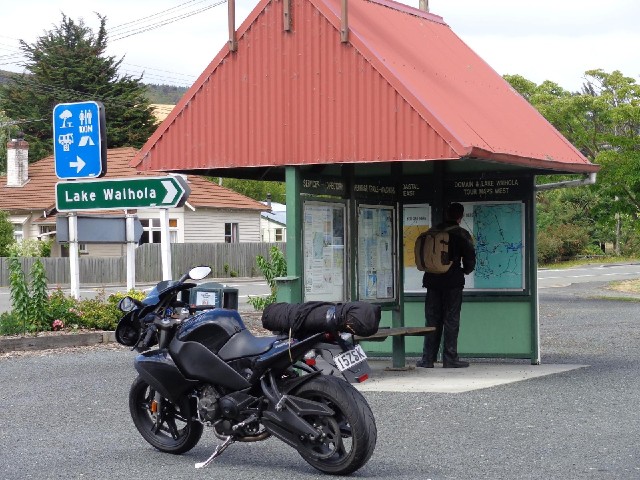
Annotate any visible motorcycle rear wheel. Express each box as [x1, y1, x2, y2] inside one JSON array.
[[129, 375, 203, 454], [293, 375, 377, 475]]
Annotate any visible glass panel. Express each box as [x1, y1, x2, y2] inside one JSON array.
[[403, 204, 431, 293], [169, 218, 178, 228], [302, 201, 345, 302], [357, 205, 395, 301]]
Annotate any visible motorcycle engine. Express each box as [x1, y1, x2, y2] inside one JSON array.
[[197, 385, 221, 423]]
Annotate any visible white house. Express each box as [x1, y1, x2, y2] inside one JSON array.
[[1, 138, 267, 256], [260, 199, 286, 242]]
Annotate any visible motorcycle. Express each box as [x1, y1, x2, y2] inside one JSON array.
[[115, 266, 377, 475]]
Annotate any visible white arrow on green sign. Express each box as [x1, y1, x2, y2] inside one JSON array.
[[56, 176, 190, 212]]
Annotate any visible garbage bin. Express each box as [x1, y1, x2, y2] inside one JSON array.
[[222, 287, 239, 310]]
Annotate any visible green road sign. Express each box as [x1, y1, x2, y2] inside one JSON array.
[[56, 176, 190, 212]]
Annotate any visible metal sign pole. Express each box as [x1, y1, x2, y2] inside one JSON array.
[[160, 209, 172, 280], [68, 212, 80, 299], [125, 212, 136, 291]]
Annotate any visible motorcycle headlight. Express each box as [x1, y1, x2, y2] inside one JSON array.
[[118, 296, 137, 312]]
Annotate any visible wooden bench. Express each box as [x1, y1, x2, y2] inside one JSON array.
[[354, 326, 435, 342], [355, 326, 435, 369]]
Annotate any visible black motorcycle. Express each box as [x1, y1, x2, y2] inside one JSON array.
[[115, 266, 378, 475]]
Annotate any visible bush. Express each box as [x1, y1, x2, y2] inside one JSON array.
[[7, 239, 53, 257], [0, 311, 23, 336], [538, 223, 590, 264], [247, 246, 286, 311]]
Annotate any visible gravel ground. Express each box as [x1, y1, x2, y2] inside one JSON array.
[[1, 286, 639, 479]]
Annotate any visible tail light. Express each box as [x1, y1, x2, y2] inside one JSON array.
[[303, 350, 317, 366], [323, 332, 336, 342], [357, 374, 369, 383]]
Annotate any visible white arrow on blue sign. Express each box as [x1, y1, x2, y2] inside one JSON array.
[[53, 101, 107, 179]]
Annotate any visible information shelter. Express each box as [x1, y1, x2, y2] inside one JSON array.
[[273, 162, 541, 364], [131, 0, 599, 365]]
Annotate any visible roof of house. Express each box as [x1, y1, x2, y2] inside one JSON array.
[[261, 202, 287, 226], [0, 147, 267, 215], [133, 0, 598, 176]]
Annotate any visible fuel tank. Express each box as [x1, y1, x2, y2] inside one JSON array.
[[171, 309, 251, 390], [176, 309, 246, 355]]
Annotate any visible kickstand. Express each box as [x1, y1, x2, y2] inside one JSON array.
[[195, 435, 235, 469]]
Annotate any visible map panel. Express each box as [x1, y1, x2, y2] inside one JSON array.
[[462, 202, 525, 290]]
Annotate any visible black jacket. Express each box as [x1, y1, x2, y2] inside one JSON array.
[[422, 220, 476, 290]]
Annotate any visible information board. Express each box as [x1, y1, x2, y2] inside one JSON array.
[[402, 204, 431, 293], [460, 201, 525, 291], [357, 205, 396, 301], [303, 202, 346, 302]]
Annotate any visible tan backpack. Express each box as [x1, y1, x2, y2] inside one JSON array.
[[414, 225, 458, 274]]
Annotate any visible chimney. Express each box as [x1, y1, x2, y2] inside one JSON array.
[[266, 193, 272, 210], [6, 132, 29, 187]]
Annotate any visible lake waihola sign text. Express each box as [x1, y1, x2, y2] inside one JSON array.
[[56, 176, 190, 211]]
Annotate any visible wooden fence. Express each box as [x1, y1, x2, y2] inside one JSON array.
[[0, 243, 285, 287]]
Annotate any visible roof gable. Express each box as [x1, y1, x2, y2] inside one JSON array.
[[0, 147, 266, 214], [133, 0, 597, 174]]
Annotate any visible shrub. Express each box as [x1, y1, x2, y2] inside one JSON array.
[[0, 311, 23, 336], [7, 239, 52, 257], [247, 246, 286, 311], [48, 288, 82, 329]]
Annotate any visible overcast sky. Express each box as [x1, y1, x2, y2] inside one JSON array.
[[1, 0, 638, 92]]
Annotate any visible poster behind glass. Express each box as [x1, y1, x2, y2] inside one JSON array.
[[402, 204, 431, 293], [459, 201, 525, 291], [303, 202, 346, 302], [357, 205, 395, 301]]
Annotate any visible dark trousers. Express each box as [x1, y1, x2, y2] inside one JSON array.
[[422, 288, 463, 363]]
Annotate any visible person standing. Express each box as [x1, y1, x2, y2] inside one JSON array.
[[417, 202, 476, 368]]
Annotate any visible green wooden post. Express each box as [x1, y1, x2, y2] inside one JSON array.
[[279, 166, 303, 303], [529, 176, 540, 364], [393, 169, 407, 368]]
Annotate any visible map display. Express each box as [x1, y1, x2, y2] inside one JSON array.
[[303, 202, 346, 302], [357, 205, 395, 301], [461, 202, 525, 290]]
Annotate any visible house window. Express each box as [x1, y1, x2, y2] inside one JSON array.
[[39, 225, 55, 239], [275, 228, 284, 242], [12, 224, 23, 242], [225, 223, 239, 243], [140, 218, 178, 244]]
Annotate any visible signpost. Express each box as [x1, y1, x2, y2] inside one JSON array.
[[55, 176, 190, 212], [53, 101, 107, 179], [56, 215, 143, 243]]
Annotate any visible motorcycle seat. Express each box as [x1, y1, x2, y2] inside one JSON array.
[[217, 329, 278, 361]]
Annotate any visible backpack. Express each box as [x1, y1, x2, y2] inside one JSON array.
[[414, 225, 458, 274]]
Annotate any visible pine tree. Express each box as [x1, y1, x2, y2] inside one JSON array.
[[0, 14, 158, 161]]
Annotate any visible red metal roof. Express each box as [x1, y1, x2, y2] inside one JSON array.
[[133, 0, 598, 174]]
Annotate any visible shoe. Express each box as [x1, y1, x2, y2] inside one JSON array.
[[443, 359, 469, 368], [416, 360, 434, 368]]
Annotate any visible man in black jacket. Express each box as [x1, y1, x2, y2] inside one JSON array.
[[417, 203, 476, 368]]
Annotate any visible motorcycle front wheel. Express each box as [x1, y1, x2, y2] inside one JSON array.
[[129, 375, 203, 454], [293, 375, 377, 475]]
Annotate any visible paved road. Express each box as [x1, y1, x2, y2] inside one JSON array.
[[2, 277, 640, 478], [2, 263, 638, 313]]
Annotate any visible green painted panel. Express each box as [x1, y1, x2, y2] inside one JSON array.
[[361, 299, 533, 358]]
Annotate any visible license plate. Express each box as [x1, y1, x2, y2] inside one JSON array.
[[333, 344, 367, 372]]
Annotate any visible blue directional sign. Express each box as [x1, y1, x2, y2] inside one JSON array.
[[53, 101, 107, 179]]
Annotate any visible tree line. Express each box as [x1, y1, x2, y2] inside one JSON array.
[[0, 14, 638, 263]]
